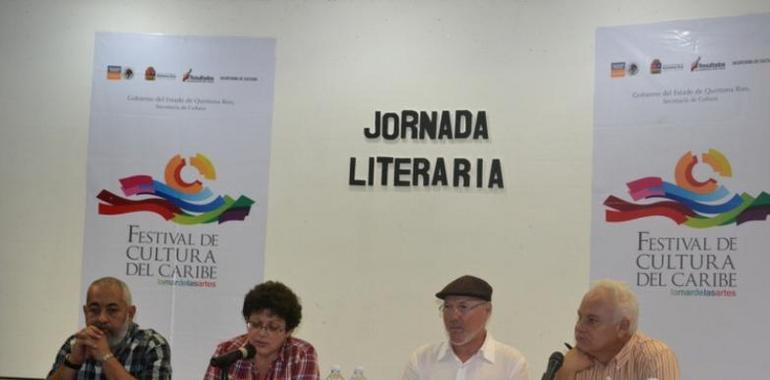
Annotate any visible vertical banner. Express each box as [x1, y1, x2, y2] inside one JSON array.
[[84, 33, 274, 379], [592, 14, 770, 379]]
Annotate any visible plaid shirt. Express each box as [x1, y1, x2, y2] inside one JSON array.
[[203, 334, 319, 380], [48, 322, 172, 380]]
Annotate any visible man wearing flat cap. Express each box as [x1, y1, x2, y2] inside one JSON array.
[[401, 275, 529, 380]]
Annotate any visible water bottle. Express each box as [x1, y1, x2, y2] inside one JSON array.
[[350, 366, 366, 380], [325, 365, 345, 380]]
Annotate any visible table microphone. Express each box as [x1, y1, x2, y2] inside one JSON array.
[[210, 344, 256, 368], [541, 351, 564, 380]]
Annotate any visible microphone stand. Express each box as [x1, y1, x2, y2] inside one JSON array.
[[213, 344, 255, 380], [219, 362, 231, 380]]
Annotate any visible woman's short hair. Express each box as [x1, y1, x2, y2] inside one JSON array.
[[242, 281, 302, 331]]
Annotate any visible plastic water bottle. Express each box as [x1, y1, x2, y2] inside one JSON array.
[[325, 365, 345, 380], [350, 366, 366, 380]]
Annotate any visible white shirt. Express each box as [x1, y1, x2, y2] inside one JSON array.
[[401, 334, 529, 380]]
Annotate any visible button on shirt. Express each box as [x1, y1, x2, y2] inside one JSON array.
[[575, 332, 680, 380], [401, 334, 529, 380]]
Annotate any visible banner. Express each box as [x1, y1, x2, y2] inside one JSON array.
[[83, 33, 274, 379], [592, 14, 770, 379]]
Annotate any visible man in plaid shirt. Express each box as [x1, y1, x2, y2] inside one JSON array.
[[203, 281, 319, 380], [46, 277, 171, 380]]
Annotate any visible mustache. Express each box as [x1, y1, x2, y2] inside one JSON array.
[[92, 323, 112, 332]]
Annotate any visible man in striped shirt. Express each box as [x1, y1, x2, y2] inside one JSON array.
[[554, 279, 680, 380]]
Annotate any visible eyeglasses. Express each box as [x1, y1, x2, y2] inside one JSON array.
[[439, 301, 488, 316], [246, 320, 286, 335]]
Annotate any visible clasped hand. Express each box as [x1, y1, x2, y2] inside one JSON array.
[[69, 326, 112, 364]]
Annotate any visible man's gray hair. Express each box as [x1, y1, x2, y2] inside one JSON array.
[[90, 276, 133, 306], [589, 279, 639, 334]]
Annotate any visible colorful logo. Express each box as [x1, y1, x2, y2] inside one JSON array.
[[690, 56, 701, 71], [97, 154, 254, 225], [650, 59, 662, 74], [182, 69, 214, 83], [604, 149, 770, 228], [611, 62, 626, 78], [650, 59, 684, 74], [107, 65, 122, 80], [627, 63, 639, 76], [145, 66, 156, 81], [690, 56, 726, 72]]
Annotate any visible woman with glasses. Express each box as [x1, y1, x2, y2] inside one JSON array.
[[203, 281, 320, 380]]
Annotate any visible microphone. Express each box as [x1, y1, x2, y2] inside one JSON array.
[[541, 351, 564, 380], [210, 344, 256, 368]]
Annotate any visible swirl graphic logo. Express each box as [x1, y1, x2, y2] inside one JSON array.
[[604, 149, 770, 228], [97, 154, 254, 225]]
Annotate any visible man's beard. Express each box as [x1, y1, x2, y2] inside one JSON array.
[[108, 321, 130, 348], [96, 316, 131, 348]]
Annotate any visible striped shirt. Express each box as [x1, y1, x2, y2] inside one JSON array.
[[48, 322, 172, 380], [576, 332, 680, 380], [203, 335, 319, 380]]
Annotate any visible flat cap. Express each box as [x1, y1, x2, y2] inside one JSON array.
[[435, 275, 492, 301]]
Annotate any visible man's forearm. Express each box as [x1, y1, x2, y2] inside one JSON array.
[[46, 365, 77, 380], [101, 355, 138, 380]]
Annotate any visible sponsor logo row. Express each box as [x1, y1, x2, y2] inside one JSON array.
[[106, 65, 257, 83], [610, 55, 768, 78]]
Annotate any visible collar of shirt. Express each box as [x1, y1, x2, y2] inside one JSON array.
[[436, 333, 497, 364], [110, 322, 139, 356]]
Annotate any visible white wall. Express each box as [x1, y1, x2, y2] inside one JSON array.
[[1, 1, 768, 378]]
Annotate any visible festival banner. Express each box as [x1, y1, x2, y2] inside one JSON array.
[[592, 14, 770, 378], [83, 33, 274, 379]]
